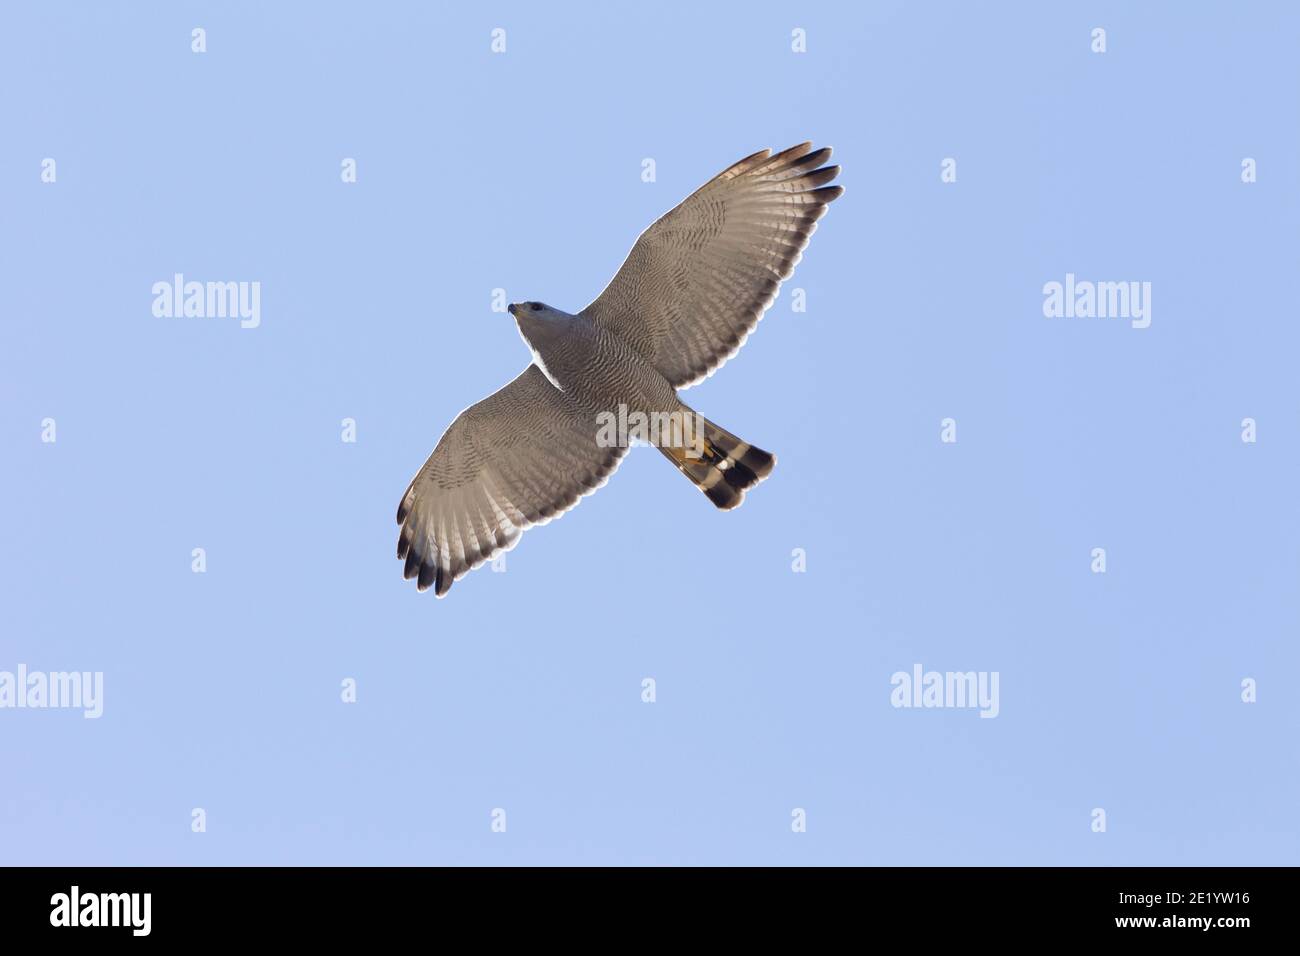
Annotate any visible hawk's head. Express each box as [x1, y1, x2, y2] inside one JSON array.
[[508, 301, 575, 373], [507, 301, 559, 319], [508, 301, 570, 344]]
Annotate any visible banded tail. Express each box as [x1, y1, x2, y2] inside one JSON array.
[[656, 412, 776, 510]]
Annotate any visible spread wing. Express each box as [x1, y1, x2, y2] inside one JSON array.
[[581, 143, 843, 389], [396, 364, 625, 597]]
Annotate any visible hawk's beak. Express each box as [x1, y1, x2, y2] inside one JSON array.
[[507, 303, 518, 316]]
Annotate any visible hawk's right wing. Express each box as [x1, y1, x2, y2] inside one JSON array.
[[581, 143, 843, 389], [396, 364, 626, 597]]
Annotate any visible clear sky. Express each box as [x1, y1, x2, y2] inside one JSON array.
[[2, 1, 1297, 865]]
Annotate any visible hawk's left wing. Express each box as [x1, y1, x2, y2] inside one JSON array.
[[581, 143, 842, 389]]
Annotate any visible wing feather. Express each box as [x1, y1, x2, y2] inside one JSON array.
[[396, 365, 625, 597], [582, 143, 842, 388]]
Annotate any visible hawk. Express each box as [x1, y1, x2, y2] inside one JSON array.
[[397, 143, 843, 596]]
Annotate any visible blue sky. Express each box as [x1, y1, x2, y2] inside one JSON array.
[[1, 1, 1297, 865]]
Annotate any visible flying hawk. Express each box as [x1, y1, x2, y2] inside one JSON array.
[[397, 143, 843, 596]]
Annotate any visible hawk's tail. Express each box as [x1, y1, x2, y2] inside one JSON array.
[[656, 412, 776, 511]]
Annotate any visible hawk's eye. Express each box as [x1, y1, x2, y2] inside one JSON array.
[[530, 303, 542, 312]]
